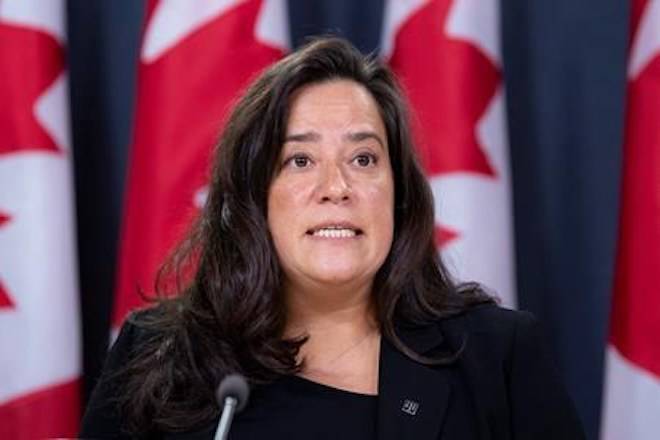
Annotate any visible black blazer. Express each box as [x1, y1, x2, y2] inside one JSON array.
[[81, 304, 585, 439]]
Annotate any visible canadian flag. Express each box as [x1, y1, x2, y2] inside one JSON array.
[[601, 0, 660, 438], [381, 0, 516, 306], [0, 0, 81, 438], [113, 0, 289, 329]]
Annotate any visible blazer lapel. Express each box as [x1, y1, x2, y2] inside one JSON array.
[[377, 325, 452, 440]]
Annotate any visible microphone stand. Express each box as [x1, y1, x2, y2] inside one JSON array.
[[214, 396, 239, 440], [213, 374, 250, 440]]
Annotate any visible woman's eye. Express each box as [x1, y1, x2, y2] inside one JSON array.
[[353, 153, 377, 167], [294, 156, 309, 167], [286, 154, 311, 168]]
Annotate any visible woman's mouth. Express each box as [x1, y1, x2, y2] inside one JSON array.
[[306, 225, 364, 238]]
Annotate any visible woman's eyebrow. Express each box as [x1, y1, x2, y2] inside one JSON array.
[[344, 131, 385, 151], [284, 130, 385, 151], [284, 131, 321, 143]]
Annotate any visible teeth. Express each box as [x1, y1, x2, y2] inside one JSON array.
[[313, 228, 357, 238]]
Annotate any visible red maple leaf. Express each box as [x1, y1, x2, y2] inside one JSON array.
[[435, 224, 459, 248], [0, 282, 14, 309], [0, 23, 65, 310], [0, 22, 65, 156], [389, 0, 501, 247], [0, 212, 14, 309], [388, 0, 500, 178]]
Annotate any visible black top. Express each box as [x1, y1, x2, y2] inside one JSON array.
[[80, 304, 586, 439], [229, 375, 377, 439]]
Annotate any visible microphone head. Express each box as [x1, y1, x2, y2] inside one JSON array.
[[216, 374, 250, 413]]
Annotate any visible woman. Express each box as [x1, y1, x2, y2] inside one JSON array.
[[81, 37, 585, 439]]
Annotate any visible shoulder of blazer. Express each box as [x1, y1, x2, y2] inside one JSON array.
[[80, 305, 179, 438], [117, 303, 178, 350], [395, 303, 532, 359], [439, 302, 533, 337], [432, 304, 586, 440], [436, 304, 544, 380]]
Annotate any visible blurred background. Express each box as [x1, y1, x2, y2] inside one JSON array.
[[1, 0, 658, 439]]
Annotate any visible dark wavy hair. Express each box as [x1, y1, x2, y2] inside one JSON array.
[[111, 36, 493, 435]]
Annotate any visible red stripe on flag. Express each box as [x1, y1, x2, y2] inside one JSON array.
[[609, 0, 660, 380], [0, 378, 80, 440], [113, 0, 285, 327]]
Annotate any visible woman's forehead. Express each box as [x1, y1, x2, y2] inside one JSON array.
[[285, 80, 386, 137]]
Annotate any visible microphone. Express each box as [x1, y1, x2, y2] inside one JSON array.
[[214, 374, 250, 440]]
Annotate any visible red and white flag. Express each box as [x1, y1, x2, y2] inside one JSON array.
[[0, 0, 81, 438], [602, 1, 660, 438], [113, 0, 289, 329], [381, 0, 516, 306]]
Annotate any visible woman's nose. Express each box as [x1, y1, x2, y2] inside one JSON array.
[[318, 163, 351, 203]]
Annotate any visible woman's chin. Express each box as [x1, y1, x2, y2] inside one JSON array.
[[301, 266, 373, 289]]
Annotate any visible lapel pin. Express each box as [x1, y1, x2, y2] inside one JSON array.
[[401, 399, 419, 416]]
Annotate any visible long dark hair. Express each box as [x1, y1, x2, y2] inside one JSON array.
[[112, 36, 493, 434]]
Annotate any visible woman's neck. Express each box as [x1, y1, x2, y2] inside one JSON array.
[[283, 280, 376, 338], [283, 281, 381, 395]]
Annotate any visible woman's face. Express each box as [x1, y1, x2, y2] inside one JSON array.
[[267, 79, 395, 294]]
